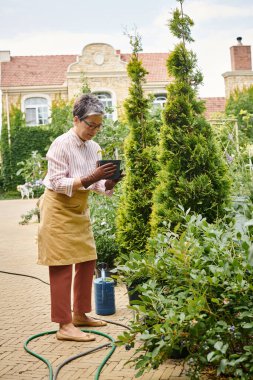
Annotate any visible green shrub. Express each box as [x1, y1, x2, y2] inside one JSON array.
[[16, 151, 47, 183], [226, 86, 253, 140], [211, 116, 253, 197], [49, 98, 74, 137], [94, 118, 128, 161], [90, 190, 120, 269], [118, 207, 253, 379]]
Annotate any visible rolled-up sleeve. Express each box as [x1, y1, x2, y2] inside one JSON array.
[[46, 140, 75, 197]]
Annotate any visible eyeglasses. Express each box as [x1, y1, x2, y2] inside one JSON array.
[[82, 119, 103, 130]]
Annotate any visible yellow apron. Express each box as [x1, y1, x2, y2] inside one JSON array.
[[37, 189, 97, 266]]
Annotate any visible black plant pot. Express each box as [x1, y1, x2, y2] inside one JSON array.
[[97, 160, 121, 180], [126, 284, 141, 304], [169, 346, 189, 359]]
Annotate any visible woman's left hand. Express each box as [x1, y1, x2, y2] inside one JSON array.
[[105, 172, 125, 190]]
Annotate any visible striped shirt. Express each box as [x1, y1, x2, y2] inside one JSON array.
[[43, 128, 112, 197]]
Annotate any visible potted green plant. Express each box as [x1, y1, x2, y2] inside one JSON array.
[[89, 191, 120, 276], [113, 249, 153, 304]]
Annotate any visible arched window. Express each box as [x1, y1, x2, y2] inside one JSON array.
[[24, 97, 49, 126], [93, 92, 114, 119], [153, 94, 167, 109]]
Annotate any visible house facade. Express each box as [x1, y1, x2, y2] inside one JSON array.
[[0, 43, 170, 129], [0, 38, 252, 130]]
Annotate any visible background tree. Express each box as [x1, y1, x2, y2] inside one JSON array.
[[224, 87, 253, 199], [150, 0, 230, 233], [16, 151, 46, 184], [226, 85, 253, 143], [49, 98, 73, 137], [116, 32, 159, 258]]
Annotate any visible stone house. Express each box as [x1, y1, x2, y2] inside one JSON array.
[[0, 38, 252, 129]]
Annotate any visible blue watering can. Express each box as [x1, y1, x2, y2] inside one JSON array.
[[94, 266, 116, 315]]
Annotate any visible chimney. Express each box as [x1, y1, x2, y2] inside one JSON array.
[[230, 37, 252, 70], [0, 51, 10, 62]]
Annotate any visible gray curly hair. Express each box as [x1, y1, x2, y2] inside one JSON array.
[[73, 94, 105, 120]]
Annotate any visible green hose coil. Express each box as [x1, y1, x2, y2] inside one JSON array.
[[24, 329, 116, 380]]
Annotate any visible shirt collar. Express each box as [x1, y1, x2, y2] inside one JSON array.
[[69, 128, 87, 147]]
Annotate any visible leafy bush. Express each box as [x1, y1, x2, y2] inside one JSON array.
[[211, 116, 253, 197], [118, 207, 253, 379], [89, 190, 120, 269], [94, 118, 128, 161], [49, 98, 74, 137], [226, 86, 253, 140], [16, 151, 47, 183], [89, 117, 129, 269]]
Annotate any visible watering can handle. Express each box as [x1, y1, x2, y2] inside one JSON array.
[[101, 268, 106, 281]]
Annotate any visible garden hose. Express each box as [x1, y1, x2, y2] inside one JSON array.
[[0, 269, 130, 380], [0, 269, 50, 285], [24, 328, 116, 380]]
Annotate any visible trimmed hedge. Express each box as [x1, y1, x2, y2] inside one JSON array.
[[11, 126, 52, 187]]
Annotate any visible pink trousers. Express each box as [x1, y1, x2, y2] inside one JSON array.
[[49, 260, 96, 324]]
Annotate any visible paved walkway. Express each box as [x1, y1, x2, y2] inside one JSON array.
[[0, 199, 188, 380]]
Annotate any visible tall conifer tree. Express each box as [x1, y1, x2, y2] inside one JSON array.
[[150, 0, 230, 232], [116, 33, 159, 257]]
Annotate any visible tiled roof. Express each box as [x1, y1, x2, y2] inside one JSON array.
[[120, 53, 170, 82], [1, 52, 170, 87], [0, 53, 225, 120], [1, 55, 77, 87], [202, 97, 226, 119]]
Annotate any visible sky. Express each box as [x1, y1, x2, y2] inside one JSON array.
[[0, 0, 253, 97]]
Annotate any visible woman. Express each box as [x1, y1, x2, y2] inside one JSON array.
[[38, 94, 120, 342]]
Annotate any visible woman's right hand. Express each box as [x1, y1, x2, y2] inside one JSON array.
[[80, 163, 117, 189], [92, 163, 117, 181]]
